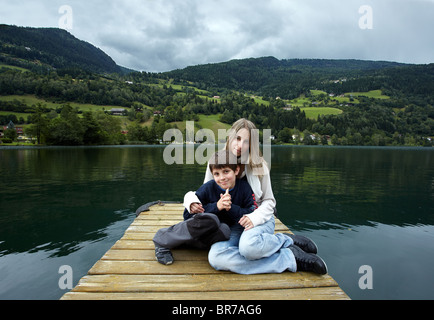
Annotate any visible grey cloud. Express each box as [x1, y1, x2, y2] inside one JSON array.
[[1, 0, 433, 71]]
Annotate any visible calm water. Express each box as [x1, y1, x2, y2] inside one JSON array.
[[0, 145, 433, 300]]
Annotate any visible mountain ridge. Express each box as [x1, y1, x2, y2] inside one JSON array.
[[162, 56, 433, 100], [0, 24, 121, 74]]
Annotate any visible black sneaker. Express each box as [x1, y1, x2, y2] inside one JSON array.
[[289, 245, 328, 275], [155, 246, 174, 265], [285, 233, 318, 254]]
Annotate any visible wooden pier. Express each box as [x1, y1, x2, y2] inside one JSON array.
[[61, 202, 350, 300]]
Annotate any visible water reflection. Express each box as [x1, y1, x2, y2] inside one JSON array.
[[0, 146, 206, 258], [269, 146, 434, 299], [271, 146, 434, 229]]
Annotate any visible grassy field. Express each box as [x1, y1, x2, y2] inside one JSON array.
[[0, 94, 125, 112], [0, 110, 30, 119], [301, 107, 343, 119], [0, 94, 229, 135], [345, 90, 390, 100], [150, 81, 212, 96], [284, 89, 390, 119], [287, 96, 312, 107], [171, 114, 231, 142], [250, 96, 270, 106], [0, 64, 30, 72], [288, 89, 389, 107], [0, 94, 137, 130], [310, 90, 327, 96]]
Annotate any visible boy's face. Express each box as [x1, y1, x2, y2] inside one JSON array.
[[212, 166, 240, 190]]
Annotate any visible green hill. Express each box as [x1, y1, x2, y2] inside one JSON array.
[[163, 56, 434, 101], [0, 24, 121, 74]]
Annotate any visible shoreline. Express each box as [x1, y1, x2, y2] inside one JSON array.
[[1, 143, 432, 150]]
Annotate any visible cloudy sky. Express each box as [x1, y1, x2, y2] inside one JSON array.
[[1, 0, 433, 72]]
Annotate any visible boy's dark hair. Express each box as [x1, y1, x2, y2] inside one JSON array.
[[209, 150, 238, 173]]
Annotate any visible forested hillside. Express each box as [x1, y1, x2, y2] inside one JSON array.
[[0, 25, 121, 74], [0, 25, 432, 147], [163, 57, 434, 101]]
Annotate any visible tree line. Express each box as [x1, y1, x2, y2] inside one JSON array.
[[21, 104, 177, 146], [1, 61, 433, 147]]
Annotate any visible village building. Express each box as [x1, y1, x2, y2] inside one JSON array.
[[1, 121, 30, 142], [110, 108, 126, 116]]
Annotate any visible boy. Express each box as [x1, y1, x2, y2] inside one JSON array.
[[153, 150, 257, 265]]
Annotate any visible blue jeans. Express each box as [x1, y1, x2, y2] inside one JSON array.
[[208, 216, 297, 274]]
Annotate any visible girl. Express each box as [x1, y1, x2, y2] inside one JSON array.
[[184, 119, 327, 275]]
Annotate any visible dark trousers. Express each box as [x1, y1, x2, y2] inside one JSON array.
[[153, 213, 231, 250]]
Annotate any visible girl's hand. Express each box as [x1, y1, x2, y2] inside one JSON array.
[[239, 216, 254, 231]]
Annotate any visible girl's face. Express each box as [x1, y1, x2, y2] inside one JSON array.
[[230, 128, 250, 157]]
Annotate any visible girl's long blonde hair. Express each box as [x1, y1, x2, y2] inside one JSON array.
[[225, 118, 266, 176]]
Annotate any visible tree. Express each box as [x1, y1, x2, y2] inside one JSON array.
[[4, 128, 17, 141], [278, 128, 293, 143], [127, 122, 151, 142], [320, 135, 329, 145], [82, 111, 105, 145], [324, 123, 335, 136], [220, 110, 234, 124], [303, 130, 317, 145], [353, 132, 363, 145], [331, 134, 340, 145], [94, 111, 122, 145], [292, 128, 301, 144], [46, 104, 84, 145], [27, 104, 49, 144]]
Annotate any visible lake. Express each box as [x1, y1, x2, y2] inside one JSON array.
[[0, 145, 433, 300]]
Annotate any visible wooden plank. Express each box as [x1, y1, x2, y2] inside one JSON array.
[[70, 273, 338, 293], [135, 214, 185, 220], [62, 287, 349, 300], [101, 249, 207, 261], [88, 260, 219, 275], [131, 220, 184, 226], [148, 206, 185, 212], [121, 232, 157, 240], [125, 225, 168, 233], [111, 240, 155, 250]]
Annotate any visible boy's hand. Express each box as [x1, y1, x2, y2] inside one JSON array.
[[217, 189, 231, 211], [239, 216, 253, 231], [190, 202, 204, 214]]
